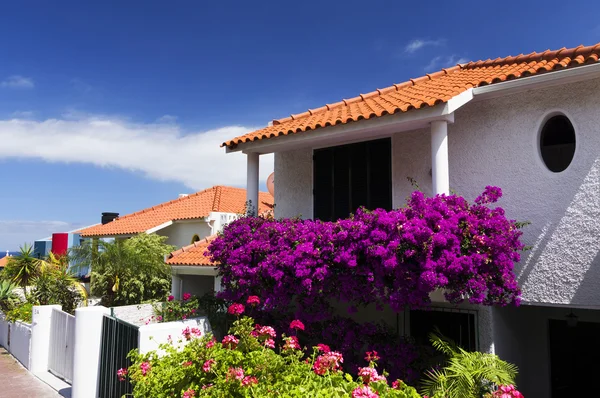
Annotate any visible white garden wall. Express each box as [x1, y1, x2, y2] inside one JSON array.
[[0, 314, 32, 369], [138, 316, 212, 355]]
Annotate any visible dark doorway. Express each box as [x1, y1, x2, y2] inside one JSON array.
[[549, 319, 600, 397], [410, 309, 477, 351]]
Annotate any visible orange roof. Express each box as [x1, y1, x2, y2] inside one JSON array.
[[79, 186, 273, 237], [166, 235, 217, 266], [0, 256, 12, 268], [223, 43, 600, 149]]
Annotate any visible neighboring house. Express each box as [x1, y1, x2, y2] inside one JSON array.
[[221, 42, 600, 396], [166, 235, 220, 299], [79, 185, 274, 298], [33, 227, 98, 278]]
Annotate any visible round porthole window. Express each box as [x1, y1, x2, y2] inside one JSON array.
[[539, 114, 575, 172]]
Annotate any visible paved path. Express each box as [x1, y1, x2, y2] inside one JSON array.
[[0, 348, 60, 397]]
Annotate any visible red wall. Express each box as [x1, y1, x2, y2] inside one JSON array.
[[52, 233, 69, 256]]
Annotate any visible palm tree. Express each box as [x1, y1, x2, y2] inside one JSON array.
[[3, 244, 41, 295], [420, 330, 518, 398], [33, 251, 88, 312]]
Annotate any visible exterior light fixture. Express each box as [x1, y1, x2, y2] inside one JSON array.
[[566, 311, 578, 328]]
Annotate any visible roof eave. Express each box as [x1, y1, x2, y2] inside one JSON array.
[[473, 62, 600, 100], [226, 90, 472, 155]]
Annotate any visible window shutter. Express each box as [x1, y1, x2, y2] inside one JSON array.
[[313, 149, 334, 221], [367, 139, 392, 210]]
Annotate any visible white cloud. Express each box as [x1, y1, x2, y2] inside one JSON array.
[[1, 75, 34, 89], [404, 39, 445, 54], [0, 115, 274, 190], [0, 220, 83, 250], [424, 55, 469, 72], [156, 114, 178, 124]]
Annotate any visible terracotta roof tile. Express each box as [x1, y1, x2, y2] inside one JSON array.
[[222, 42, 600, 149], [79, 186, 273, 237], [0, 256, 12, 268], [166, 235, 217, 267]]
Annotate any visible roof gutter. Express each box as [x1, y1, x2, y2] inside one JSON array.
[[473, 62, 600, 100], [229, 91, 472, 155]]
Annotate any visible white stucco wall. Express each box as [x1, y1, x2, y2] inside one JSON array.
[[158, 222, 212, 248], [274, 148, 313, 219], [274, 77, 600, 307], [138, 316, 212, 355], [0, 316, 32, 369]]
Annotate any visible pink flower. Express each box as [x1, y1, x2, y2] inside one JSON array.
[[116, 368, 128, 382], [227, 303, 245, 316], [167, 295, 174, 302], [492, 385, 524, 398], [289, 320, 305, 331], [391, 380, 403, 389], [264, 338, 275, 348], [182, 361, 192, 367], [246, 296, 260, 306], [352, 385, 379, 398], [313, 351, 344, 375], [222, 335, 239, 349], [182, 388, 195, 398], [206, 339, 215, 348], [202, 359, 216, 372], [156, 315, 163, 321], [358, 367, 386, 384], [227, 367, 244, 381], [241, 376, 258, 386], [181, 327, 201, 340], [201, 384, 213, 390], [316, 344, 331, 353], [258, 325, 276, 338], [182, 293, 191, 301], [140, 361, 151, 376], [283, 335, 301, 351]]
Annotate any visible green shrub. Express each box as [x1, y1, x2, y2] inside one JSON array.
[[154, 293, 200, 323], [5, 302, 33, 323], [125, 312, 422, 398]]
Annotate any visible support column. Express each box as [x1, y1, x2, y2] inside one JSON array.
[[72, 306, 110, 398], [30, 304, 61, 373], [431, 120, 450, 195], [171, 274, 183, 300], [214, 275, 223, 293], [246, 152, 260, 215]]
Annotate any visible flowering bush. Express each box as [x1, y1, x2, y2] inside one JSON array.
[[210, 187, 523, 314], [485, 385, 524, 398], [125, 307, 423, 397], [154, 293, 200, 323], [208, 187, 525, 381]]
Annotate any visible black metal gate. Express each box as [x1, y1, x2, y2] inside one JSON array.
[[98, 314, 139, 398]]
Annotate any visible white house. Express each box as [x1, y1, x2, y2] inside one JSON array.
[[79, 185, 274, 299], [221, 42, 600, 396]]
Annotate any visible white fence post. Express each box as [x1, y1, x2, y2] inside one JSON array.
[[72, 306, 109, 398], [30, 304, 61, 373]]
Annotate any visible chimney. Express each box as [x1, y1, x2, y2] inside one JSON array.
[[101, 212, 119, 225]]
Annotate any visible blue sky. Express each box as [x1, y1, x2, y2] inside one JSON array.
[[0, 0, 598, 250]]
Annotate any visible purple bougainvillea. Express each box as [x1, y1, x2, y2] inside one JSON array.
[[207, 186, 525, 381]]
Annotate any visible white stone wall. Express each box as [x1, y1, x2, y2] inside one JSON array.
[[274, 77, 600, 307], [138, 317, 212, 355]]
